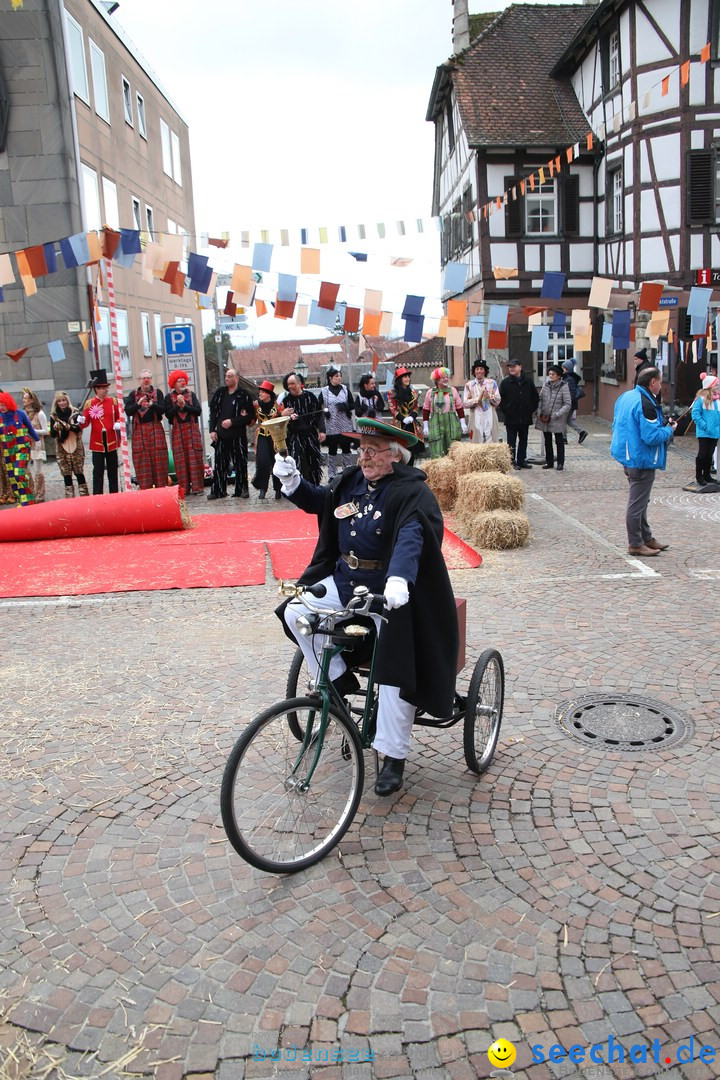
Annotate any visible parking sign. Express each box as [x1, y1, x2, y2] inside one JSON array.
[[162, 323, 197, 391]]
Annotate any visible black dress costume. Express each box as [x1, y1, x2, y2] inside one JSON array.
[[251, 398, 283, 497], [283, 390, 325, 485]]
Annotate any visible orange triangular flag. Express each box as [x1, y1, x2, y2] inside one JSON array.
[[529, 174, 536, 191], [661, 75, 670, 96], [548, 159, 555, 177], [520, 180, 526, 196], [539, 167, 546, 185], [586, 132, 594, 151], [701, 42, 711, 63], [555, 155, 561, 173], [495, 196, 502, 210], [78, 331, 90, 351], [255, 299, 267, 317], [566, 146, 573, 164], [680, 60, 690, 86]]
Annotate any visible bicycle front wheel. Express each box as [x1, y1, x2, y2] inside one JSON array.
[[463, 649, 504, 775], [221, 698, 364, 874]]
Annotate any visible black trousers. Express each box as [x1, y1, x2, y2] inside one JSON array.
[[696, 437, 718, 484], [92, 450, 118, 495], [212, 436, 248, 496], [505, 423, 529, 465], [544, 431, 565, 467]]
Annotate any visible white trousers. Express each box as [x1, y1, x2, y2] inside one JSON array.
[[283, 575, 416, 759]]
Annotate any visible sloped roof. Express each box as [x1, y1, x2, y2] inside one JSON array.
[[228, 336, 411, 381], [393, 336, 446, 370], [437, 3, 594, 148]]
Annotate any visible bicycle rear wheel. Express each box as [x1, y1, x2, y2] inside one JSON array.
[[221, 697, 364, 873], [463, 649, 504, 775]]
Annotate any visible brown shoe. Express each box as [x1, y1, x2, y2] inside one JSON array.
[[628, 545, 660, 557], [645, 538, 669, 551]]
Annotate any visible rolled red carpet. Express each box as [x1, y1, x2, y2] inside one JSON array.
[[0, 487, 188, 543]]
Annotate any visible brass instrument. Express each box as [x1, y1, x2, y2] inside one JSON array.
[[258, 414, 291, 456]]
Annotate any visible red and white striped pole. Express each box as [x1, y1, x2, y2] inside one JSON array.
[[104, 258, 132, 491]]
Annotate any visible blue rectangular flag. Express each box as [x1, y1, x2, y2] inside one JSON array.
[[252, 243, 273, 272], [530, 325, 550, 352], [468, 316, 485, 340], [541, 272, 566, 300], [402, 295, 424, 319], [443, 262, 468, 294], [403, 315, 424, 343], [611, 309, 631, 349]]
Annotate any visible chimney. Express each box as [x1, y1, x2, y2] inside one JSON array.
[[452, 0, 470, 53]]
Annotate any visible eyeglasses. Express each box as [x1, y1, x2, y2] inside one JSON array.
[[357, 444, 391, 459]]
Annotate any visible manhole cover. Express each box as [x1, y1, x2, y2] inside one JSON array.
[[555, 694, 694, 753]]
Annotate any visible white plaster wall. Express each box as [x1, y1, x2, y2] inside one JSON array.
[[640, 189, 662, 232], [712, 234, 720, 265], [580, 204, 594, 234], [486, 162, 509, 198], [569, 244, 595, 272], [642, 133, 680, 182], [690, 0, 711, 51], [659, 185, 681, 230], [635, 0, 678, 65], [490, 243, 517, 267], [544, 246, 561, 271], [668, 233, 680, 268], [524, 245, 540, 272], [691, 233, 705, 268]]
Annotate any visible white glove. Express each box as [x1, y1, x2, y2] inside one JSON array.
[[423, 421, 429, 437], [113, 422, 123, 431], [384, 576, 409, 610], [460, 418, 468, 435], [273, 453, 301, 494], [402, 416, 414, 427], [76, 414, 87, 425]]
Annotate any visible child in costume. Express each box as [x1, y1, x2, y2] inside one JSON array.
[[0, 391, 39, 506], [422, 367, 466, 459], [50, 391, 89, 497], [22, 388, 49, 502]]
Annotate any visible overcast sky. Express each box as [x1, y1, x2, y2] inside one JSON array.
[[112, 0, 577, 341]]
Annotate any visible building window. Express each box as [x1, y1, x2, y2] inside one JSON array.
[[171, 131, 182, 186], [154, 314, 163, 354], [102, 176, 119, 229], [608, 168, 623, 234], [131, 196, 142, 231], [446, 99, 455, 155], [97, 305, 131, 375], [160, 119, 172, 176], [141, 312, 152, 356], [89, 40, 109, 122], [122, 76, 133, 126], [81, 163, 101, 231], [526, 178, 556, 235], [608, 30, 621, 89], [65, 11, 89, 103], [145, 205, 155, 239], [136, 93, 146, 138], [461, 184, 473, 249]]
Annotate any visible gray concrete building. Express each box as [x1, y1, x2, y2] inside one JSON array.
[[0, 0, 206, 409]]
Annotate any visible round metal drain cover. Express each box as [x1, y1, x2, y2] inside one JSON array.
[[555, 694, 694, 753]]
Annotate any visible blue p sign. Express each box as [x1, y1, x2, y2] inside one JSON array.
[[163, 325, 193, 356]]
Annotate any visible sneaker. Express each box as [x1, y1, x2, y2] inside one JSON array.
[[578, 430, 588, 444]]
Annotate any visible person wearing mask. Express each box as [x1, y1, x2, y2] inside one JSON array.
[[280, 372, 326, 485], [319, 365, 354, 479], [124, 370, 169, 490], [499, 359, 539, 469], [207, 368, 255, 500]]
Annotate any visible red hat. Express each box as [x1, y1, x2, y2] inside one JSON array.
[[168, 369, 189, 389], [395, 366, 412, 378], [259, 379, 275, 392]]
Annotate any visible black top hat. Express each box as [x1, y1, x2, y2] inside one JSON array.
[[89, 368, 110, 387]]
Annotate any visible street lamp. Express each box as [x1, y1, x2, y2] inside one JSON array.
[[295, 357, 308, 380]]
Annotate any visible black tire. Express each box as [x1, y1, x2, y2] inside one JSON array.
[[220, 698, 364, 874], [286, 649, 317, 740], [463, 649, 504, 775]]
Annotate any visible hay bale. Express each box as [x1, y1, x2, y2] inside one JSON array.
[[455, 472, 525, 524], [463, 509, 530, 550], [448, 440, 512, 474], [421, 457, 457, 511]]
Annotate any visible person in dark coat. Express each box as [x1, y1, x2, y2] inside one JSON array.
[[279, 372, 325, 484], [632, 348, 654, 387], [251, 380, 283, 500], [499, 359, 539, 469], [273, 416, 458, 798], [124, 370, 169, 490], [207, 368, 255, 500], [355, 373, 386, 420]]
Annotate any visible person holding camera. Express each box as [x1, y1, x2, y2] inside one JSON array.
[[610, 366, 676, 557], [319, 365, 354, 479]]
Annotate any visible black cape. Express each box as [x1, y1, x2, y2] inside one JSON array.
[[277, 463, 458, 719]]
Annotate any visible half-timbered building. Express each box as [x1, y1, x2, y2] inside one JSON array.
[[427, 0, 719, 419]]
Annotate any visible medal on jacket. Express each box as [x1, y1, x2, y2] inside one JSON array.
[[335, 501, 360, 519]]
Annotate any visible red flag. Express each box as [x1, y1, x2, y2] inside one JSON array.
[[6, 347, 29, 363]]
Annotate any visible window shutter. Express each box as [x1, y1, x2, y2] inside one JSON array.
[[600, 36, 610, 95], [504, 175, 522, 237], [508, 326, 532, 368], [562, 174, 580, 236], [687, 150, 715, 224]]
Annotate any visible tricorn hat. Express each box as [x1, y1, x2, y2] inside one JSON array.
[[344, 415, 419, 449], [89, 368, 109, 387]]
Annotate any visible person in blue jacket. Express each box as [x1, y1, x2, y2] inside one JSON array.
[[610, 367, 676, 557], [691, 373, 720, 488]]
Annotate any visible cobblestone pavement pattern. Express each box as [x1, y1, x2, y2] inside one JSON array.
[[1, 424, 719, 1079]]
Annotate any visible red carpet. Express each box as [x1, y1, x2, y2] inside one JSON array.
[[0, 510, 481, 599]]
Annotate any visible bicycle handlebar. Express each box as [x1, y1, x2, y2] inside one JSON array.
[[278, 581, 386, 620]]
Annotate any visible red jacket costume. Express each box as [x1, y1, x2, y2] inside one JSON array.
[[83, 396, 120, 452]]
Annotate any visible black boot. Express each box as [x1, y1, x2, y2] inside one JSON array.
[[374, 756, 405, 796], [258, 489, 266, 499]]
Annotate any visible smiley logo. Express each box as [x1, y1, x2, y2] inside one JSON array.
[[487, 1038, 517, 1069]]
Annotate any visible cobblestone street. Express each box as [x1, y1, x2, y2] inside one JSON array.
[[1, 424, 719, 1079]]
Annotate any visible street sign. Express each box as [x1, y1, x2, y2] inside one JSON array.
[[658, 296, 679, 308], [696, 268, 720, 286], [219, 318, 248, 331], [162, 323, 198, 391]]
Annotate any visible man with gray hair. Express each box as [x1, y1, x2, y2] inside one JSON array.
[[610, 366, 676, 557], [273, 416, 458, 797]]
